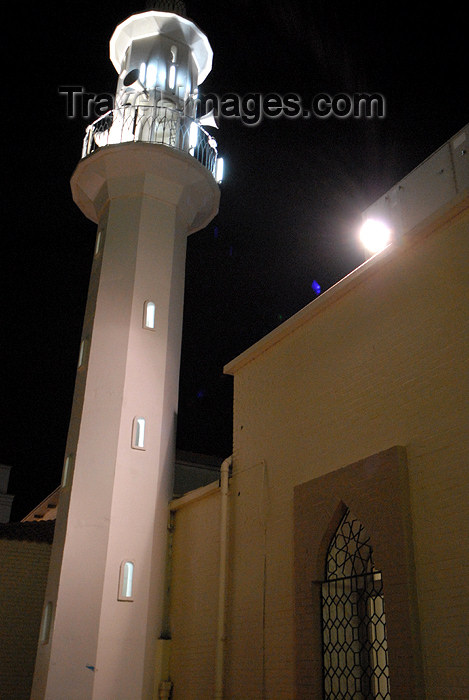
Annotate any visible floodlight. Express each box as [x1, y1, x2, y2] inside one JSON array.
[[359, 218, 392, 254]]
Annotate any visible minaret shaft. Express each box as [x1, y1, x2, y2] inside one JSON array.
[[32, 143, 219, 699], [32, 5, 220, 694]]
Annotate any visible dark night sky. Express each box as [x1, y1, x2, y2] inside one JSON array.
[[1, 0, 467, 520]]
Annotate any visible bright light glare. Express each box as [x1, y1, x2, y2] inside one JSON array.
[[189, 122, 199, 153], [145, 63, 157, 88], [359, 218, 392, 254], [215, 157, 224, 183]]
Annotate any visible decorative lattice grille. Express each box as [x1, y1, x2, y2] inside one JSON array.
[[321, 510, 391, 699]]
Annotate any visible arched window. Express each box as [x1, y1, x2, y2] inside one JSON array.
[[168, 45, 177, 90], [321, 508, 391, 699]]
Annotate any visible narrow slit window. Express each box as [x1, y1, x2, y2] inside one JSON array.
[[168, 64, 176, 90], [169, 46, 177, 90], [78, 338, 87, 368], [61, 454, 73, 488], [132, 417, 146, 450], [146, 62, 158, 89], [143, 301, 156, 330], [40, 602, 53, 644], [95, 229, 103, 256], [216, 157, 224, 183], [118, 561, 134, 601]]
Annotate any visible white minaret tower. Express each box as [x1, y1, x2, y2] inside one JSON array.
[[32, 3, 220, 698]]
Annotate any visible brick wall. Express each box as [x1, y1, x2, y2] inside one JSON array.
[[0, 524, 53, 700]]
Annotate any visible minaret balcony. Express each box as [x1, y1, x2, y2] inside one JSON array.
[[82, 105, 219, 179]]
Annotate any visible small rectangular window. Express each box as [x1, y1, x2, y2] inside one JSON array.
[[78, 338, 88, 368], [95, 229, 103, 256], [143, 301, 156, 330], [61, 454, 73, 488], [40, 602, 53, 644], [118, 561, 134, 601], [215, 157, 224, 183], [168, 64, 176, 90], [132, 417, 146, 450]]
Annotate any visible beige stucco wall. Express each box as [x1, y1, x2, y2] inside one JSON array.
[[293, 446, 422, 699], [169, 485, 221, 699], [0, 536, 52, 700], [225, 197, 469, 699]]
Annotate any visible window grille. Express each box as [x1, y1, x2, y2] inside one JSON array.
[[321, 509, 391, 699]]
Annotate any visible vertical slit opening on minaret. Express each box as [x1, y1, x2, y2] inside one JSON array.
[[61, 455, 73, 488], [94, 229, 103, 256], [144, 301, 157, 330], [132, 417, 146, 450], [118, 561, 135, 601], [78, 338, 88, 368], [39, 602, 53, 644]]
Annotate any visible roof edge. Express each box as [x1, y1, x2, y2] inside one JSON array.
[[224, 189, 469, 376]]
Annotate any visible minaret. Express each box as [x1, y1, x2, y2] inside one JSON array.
[[32, 3, 220, 698]]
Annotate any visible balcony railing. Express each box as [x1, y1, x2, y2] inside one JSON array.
[[82, 105, 219, 179]]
